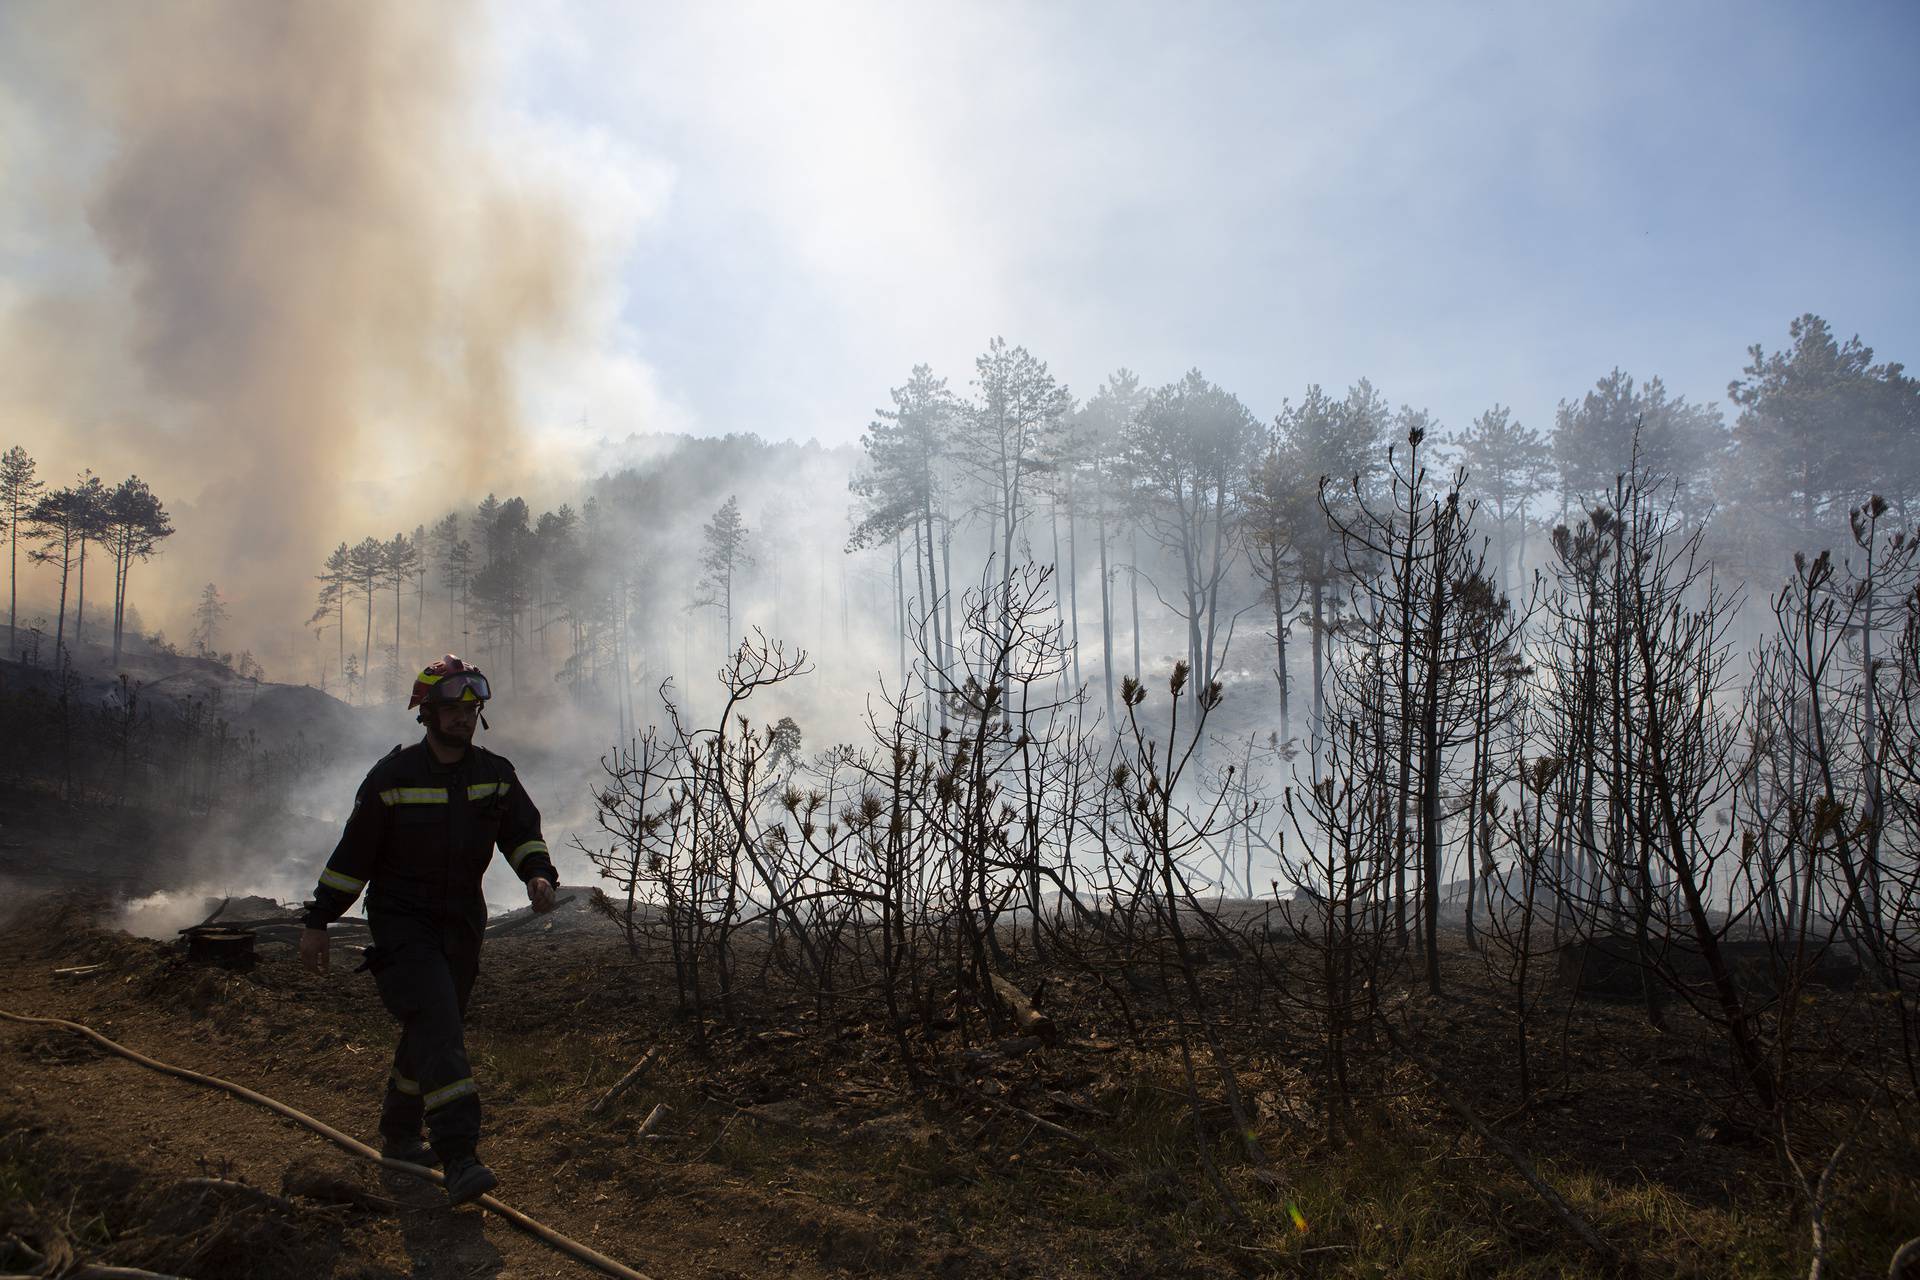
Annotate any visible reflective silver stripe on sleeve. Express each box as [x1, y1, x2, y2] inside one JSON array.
[[507, 839, 549, 872], [318, 868, 365, 893], [379, 787, 449, 805], [423, 1077, 477, 1110]]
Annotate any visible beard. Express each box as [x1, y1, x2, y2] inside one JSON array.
[[424, 714, 476, 754]]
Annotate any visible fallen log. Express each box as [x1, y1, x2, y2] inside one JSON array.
[[989, 974, 1054, 1038]]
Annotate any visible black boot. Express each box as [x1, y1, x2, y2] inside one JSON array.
[[443, 1154, 497, 1207]]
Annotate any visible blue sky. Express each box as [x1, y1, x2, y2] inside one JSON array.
[[496, 0, 1920, 447]]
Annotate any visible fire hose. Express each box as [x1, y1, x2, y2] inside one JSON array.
[[0, 1009, 652, 1280]]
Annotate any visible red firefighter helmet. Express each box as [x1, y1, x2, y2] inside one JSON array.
[[408, 655, 492, 711]]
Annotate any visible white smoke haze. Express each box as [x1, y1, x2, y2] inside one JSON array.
[[0, 2, 1913, 917], [115, 886, 282, 940], [0, 1, 670, 668]]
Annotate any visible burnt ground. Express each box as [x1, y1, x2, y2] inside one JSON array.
[[1, 889, 1917, 1280]]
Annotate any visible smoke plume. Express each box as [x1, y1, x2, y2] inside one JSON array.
[[0, 1, 588, 662]]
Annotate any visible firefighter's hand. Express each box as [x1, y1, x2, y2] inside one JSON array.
[[299, 927, 330, 974], [528, 877, 556, 914]]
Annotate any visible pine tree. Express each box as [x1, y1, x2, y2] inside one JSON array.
[[190, 583, 228, 656], [26, 484, 87, 661], [69, 472, 108, 651], [1074, 370, 1146, 724], [1725, 314, 1919, 556], [347, 536, 387, 694], [959, 338, 1072, 599], [383, 531, 421, 692], [470, 499, 530, 684], [412, 522, 429, 644], [1554, 369, 1723, 523], [849, 365, 957, 686], [697, 496, 752, 647], [1123, 369, 1259, 715], [533, 504, 582, 668], [1453, 405, 1551, 586], [1244, 434, 1307, 739], [310, 542, 352, 682], [428, 512, 467, 641], [1270, 381, 1392, 760], [1, 446, 45, 657], [473, 494, 502, 567], [101, 476, 174, 667]]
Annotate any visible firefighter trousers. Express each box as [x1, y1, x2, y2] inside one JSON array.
[[367, 908, 484, 1162]]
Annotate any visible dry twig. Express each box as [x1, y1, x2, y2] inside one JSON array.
[[588, 1045, 659, 1116]]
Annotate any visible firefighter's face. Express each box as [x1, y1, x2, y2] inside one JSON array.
[[426, 699, 480, 744]]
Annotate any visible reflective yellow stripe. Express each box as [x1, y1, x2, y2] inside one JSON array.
[[467, 782, 509, 801], [379, 787, 448, 805], [507, 839, 548, 871], [424, 1077, 476, 1110], [319, 868, 365, 893], [390, 1072, 420, 1096]]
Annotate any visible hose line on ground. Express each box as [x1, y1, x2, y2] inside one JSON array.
[[0, 1008, 653, 1280]]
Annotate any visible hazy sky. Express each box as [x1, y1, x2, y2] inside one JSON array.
[[2, 0, 1916, 655], [497, 0, 1920, 446]]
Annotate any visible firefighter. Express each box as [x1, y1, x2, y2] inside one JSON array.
[[298, 655, 558, 1207]]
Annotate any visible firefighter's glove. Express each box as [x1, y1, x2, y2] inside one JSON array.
[[528, 877, 556, 915], [300, 926, 330, 974]]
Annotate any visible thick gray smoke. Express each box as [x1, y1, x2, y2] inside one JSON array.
[[0, 1, 587, 664]]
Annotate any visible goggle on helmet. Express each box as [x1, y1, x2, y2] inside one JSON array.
[[408, 656, 492, 711]]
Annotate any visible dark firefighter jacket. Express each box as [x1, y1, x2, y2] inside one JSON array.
[[303, 740, 559, 930]]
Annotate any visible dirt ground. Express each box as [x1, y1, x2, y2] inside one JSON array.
[[0, 899, 951, 1280], [2, 891, 1915, 1280]]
